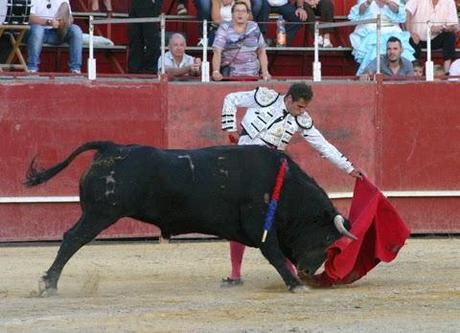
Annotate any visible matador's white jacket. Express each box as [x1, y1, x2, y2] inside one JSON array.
[[221, 87, 355, 174]]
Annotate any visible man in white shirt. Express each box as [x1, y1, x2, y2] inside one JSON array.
[[406, 0, 459, 74], [26, 0, 82, 73], [220, 82, 363, 286], [157, 33, 201, 79]]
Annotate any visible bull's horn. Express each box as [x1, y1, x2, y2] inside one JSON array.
[[334, 215, 358, 241]]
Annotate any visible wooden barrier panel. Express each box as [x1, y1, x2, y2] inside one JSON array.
[[0, 80, 168, 241], [0, 79, 459, 241]]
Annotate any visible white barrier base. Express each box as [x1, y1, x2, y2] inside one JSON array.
[[425, 60, 434, 82], [201, 61, 210, 82], [88, 58, 96, 80], [313, 62, 321, 82]]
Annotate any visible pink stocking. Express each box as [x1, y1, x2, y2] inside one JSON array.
[[229, 241, 246, 279]]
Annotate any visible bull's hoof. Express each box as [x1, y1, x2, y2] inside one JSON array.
[[40, 287, 58, 297], [289, 285, 310, 293], [38, 277, 57, 297]]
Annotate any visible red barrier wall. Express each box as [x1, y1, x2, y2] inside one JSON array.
[[0, 80, 168, 240], [378, 82, 460, 232], [166, 82, 376, 191], [1, 79, 459, 241]]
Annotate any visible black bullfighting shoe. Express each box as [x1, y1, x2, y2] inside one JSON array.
[[221, 277, 244, 287]]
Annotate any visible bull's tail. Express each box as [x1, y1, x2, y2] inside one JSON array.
[[24, 141, 114, 187]]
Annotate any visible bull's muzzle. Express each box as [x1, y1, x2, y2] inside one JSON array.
[[334, 215, 358, 240]]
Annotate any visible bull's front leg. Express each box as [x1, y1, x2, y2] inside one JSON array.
[[259, 237, 307, 293]]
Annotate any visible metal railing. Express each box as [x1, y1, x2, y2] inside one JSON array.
[[88, 15, 380, 81], [87, 15, 459, 82], [89, 15, 163, 80], [426, 21, 434, 81], [313, 16, 380, 81]]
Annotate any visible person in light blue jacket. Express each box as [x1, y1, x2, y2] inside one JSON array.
[[348, 0, 415, 75]]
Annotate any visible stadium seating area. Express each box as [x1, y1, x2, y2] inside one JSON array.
[[6, 0, 460, 76]]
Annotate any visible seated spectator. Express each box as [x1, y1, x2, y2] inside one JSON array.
[[89, 0, 112, 12], [0, 35, 11, 65], [348, 0, 415, 75], [193, 0, 213, 45], [412, 60, 424, 77], [26, 0, 82, 73], [194, 0, 212, 29], [405, 0, 459, 74], [259, 0, 307, 45], [157, 33, 201, 79], [448, 58, 460, 80], [360, 36, 414, 80], [302, 0, 335, 47], [250, 0, 270, 37], [433, 64, 446, 78], [177, 0, 189, 15], [212, 1, 270, 80]]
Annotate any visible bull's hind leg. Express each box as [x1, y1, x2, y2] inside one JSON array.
[[40, 210, 119, 296], [259, 235, 306, 293]]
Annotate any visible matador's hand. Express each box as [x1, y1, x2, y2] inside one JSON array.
[[349, 168, 364, 179]]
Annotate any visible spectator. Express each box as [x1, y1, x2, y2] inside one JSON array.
[[302, 0, 335, 47], [405, 0, 459, 74], [177, 0, 189, 15], [250, 0, 270, 38], [197, 0, 266, 45], [212, 0, 252, 24], [127, 0, 162, 74], [412, 60, 424, 76], [89, 0, 112, 12], [157, 33, 201, 79], [212, 1, 270, 80], [448, 58, 460, 79], [433, 63, 446, 77], [348, 0, 415, 75], [194, 0, 212, 32], [259, 0, 307, 45], [0, 35, 11, 65], [195, 0, 222, 46], [26, 0, 82, 73], [360, 36, 414, 80]]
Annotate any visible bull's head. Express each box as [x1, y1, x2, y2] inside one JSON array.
[[293, 214, 356, 285]]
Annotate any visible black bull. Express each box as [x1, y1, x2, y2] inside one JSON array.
[[25, 141, 356, 294]]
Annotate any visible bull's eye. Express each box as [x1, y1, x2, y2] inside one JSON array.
[[326, 234, 334, 242]]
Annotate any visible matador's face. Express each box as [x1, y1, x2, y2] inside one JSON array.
[[285, 96, 310, 116]]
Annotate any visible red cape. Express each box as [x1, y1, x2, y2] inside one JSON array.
[[313, 177, 411, 286]]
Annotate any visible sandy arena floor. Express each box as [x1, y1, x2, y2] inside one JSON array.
[[0, 238, 459, 333]]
